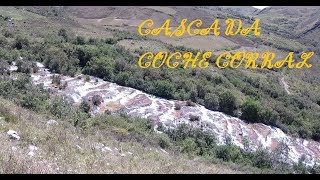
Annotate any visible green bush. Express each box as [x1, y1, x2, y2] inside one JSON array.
[[92, 94, 103, 106], [13, 35, 29, 50], [158, 134, 172, 149], [219, 92, 238, 116], [216, 145, 243, 162], [204, 93, 219, 111], [0, 35, 8, 46], [80, 100, 91, 113], [151, 80, 175, 99], [241, 99, 261, 122], [75, 36, 86, 45], [179, 137, 199, 156], [2, 29, 14, 38], [189, 114, 200, 121], [0, 60, 9, 75], [58, 28, 69, 42]]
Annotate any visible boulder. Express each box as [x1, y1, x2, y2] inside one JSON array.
[[7, 130, 20, 140]]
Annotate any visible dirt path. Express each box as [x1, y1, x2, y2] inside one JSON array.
[[281, 75, 291, 95]]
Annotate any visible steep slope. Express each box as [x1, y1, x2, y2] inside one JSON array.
[[252, 6, 320, 48], [0, 97, 246, 174]]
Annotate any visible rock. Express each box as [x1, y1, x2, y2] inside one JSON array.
[[47, 119, 58, 126], [0, 117, 5, 126], [120, 153, 126, 157], [28, 145, 38, 151], [101, 146, 113, 152], [127, 152, 133, 155], [28, 151, 35, 157], [7, 130, 20, 140], [94, 142, 104, 150], [76, 145, 82, 150], [11, 146, 17, 151], [28, 145, 38, 157], [160, 148, 168, 154]]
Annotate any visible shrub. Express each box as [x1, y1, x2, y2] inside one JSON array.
[[186, 100, 195, 107], [114, 59, 126, 73], [84, 75, 90, 82], [13, 35, 29, 49], [149, 80, 175, 99], [219, 91, 238, 115], [49, 97, 71, 119], [216, 145, 243, 162], [179, 137, 199, 156], [189, 114, 200, 122], [174, 102, 181, 110], [240, 99, 261, 122], [51, 75, 61, 86], [58, 28, 69, 41], [204, 93, 219, 111], [2, 29, 14, 38], [0, 60, 9, 75], [114, 72, 130, 86], [75, 36, 86, 45], [92, 94, 103, 106], [80, 100, 90, 113], [0, 35, 8, 46], [253, 149, 273, 169], [158, 134, 172, 149]]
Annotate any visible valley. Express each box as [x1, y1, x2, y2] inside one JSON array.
[[0, 6, 320, 174]]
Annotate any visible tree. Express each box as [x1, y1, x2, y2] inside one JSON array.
[[259, 108, 279, 126], [240, 99, 261, 123], [114, 72, 130, 86], [151, 80, 175, 99], [204, 93, 219, 111], [219, 92, 237, 115], [84, 57, 114, 80]]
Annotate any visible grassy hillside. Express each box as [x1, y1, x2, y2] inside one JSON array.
[[0, 97, 247, 174]]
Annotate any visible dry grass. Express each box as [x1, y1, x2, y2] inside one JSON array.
[[0, 97, 248, 174]]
